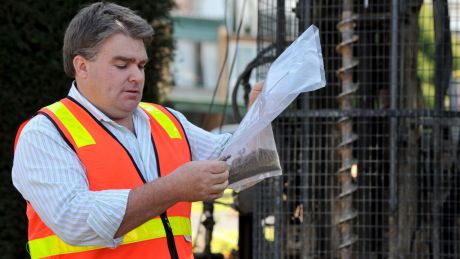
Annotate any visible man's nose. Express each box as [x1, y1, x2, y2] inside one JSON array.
[[128, 66, 144, 83]]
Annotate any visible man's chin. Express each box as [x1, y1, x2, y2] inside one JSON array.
[[124, 103, 140, 113], [112, 101, 139, 117]]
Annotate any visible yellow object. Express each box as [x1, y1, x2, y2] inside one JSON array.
[[46, 102, 96, 148], [29, 216, 191, 259], [140, 102, 182, 139]]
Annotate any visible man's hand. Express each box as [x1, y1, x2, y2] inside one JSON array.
[[248, 80, 264, 108], [115, 160, 228, 237], [168, 160, 229, 202]]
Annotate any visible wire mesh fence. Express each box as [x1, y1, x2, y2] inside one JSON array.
[[253, 0, 460, 258]]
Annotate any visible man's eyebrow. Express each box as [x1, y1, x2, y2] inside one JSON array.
[[112, 56, 149, 64]]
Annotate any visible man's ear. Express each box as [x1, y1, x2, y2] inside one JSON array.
[[73, 55, 90, 79]]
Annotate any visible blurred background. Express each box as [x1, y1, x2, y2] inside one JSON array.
[[2, 0, 460, 258]]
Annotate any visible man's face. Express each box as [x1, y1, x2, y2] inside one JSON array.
[[82, 33, 148, 121]]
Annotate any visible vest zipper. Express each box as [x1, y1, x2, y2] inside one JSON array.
[[160, 212, 179, 259]]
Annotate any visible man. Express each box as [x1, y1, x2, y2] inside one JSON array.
[[12, 2, 262, 259]]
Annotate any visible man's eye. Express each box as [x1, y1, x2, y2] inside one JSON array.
[[115, 64, 127, 69], [138, 65, 145, 70]]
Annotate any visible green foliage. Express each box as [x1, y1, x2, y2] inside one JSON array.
[[417, 3, 460, 108], [0, 0, 173, 258]]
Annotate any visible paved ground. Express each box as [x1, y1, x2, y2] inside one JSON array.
[[191, 189, 239, 257]]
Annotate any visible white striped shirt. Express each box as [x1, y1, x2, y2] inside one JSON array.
[[12, 84, 231, 247]]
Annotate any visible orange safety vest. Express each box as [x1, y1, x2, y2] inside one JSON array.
[[15, 97, 193, 259]]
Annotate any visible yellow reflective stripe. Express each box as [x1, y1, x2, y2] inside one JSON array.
[[29, 216, 191, 259], [169, 216, 192, 236], [139, 102, 182, 139], [46, 102, 95, 148], [123, 216, 191, 244], [29, 237, 101, 259]]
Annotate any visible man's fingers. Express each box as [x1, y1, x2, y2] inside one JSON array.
[[210, 180, 228, 194], [253, 80, 264, 91], [211, 169, 229, 184], [208, 191, 225, 200], [209, 161, 228, 174]]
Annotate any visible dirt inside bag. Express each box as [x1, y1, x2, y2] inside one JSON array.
[[229, 148, 281, 184]]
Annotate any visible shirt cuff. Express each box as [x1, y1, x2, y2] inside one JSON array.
[[87, 189, 130, 248]]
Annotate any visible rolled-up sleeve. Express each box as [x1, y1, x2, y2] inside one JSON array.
[[12, 115, 130, 247]]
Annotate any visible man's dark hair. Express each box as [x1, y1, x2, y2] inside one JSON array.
[[63, 2, 154, 77]]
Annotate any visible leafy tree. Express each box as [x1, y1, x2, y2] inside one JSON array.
[[0, 1, 174, 258]]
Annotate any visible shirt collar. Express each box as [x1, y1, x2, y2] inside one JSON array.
[[68, 81, 149, 124]]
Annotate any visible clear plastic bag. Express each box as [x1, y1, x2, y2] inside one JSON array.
[[222, 25, 326, 191]]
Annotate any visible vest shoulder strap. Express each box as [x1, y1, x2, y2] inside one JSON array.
[[139, 102, 182, 140], [40, 100, 96, 148]]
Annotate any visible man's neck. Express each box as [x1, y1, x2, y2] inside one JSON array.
[[114, 116, 136, 135], [73, 81, 136, 135]]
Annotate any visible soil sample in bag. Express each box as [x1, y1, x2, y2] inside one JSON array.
[[229, 148, 281, 184]]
